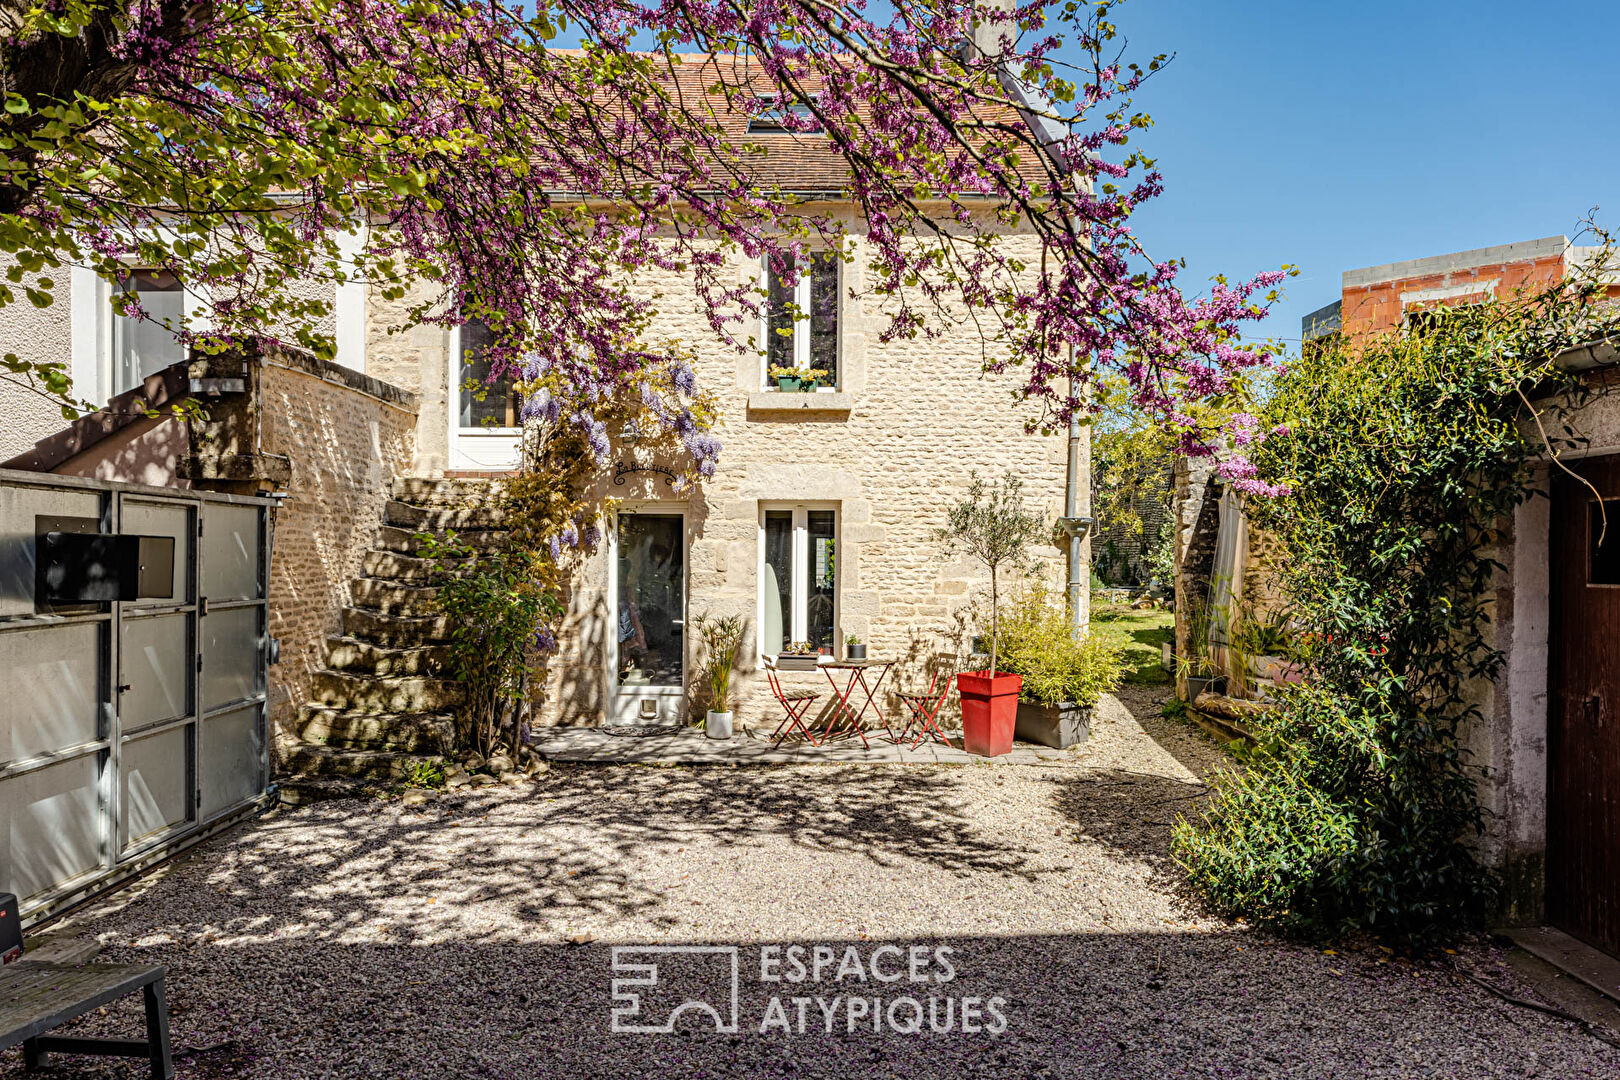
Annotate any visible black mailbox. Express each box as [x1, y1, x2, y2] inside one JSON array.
[[36, 531, 176, 605], [1, 891, 20, 964]]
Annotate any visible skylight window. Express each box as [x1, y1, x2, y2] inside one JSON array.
[[747, 95, 824, 134]]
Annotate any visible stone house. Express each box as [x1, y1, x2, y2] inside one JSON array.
[[1174, 235, 1620, 957], [0, 71, 1087, 775]]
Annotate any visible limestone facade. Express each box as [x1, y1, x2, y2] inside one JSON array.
[[0, 214, 1086, 740]]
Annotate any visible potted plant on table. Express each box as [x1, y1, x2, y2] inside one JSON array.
[[769, 364, 802, 392], [694, 612, 744, 739], [844, 633, 866, 661], [935, 471, 1046, 757], [776, 640, 821, 671], [996, 583, 1125, 748]]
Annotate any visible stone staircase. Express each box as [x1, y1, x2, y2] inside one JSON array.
[[276, 477, 508, 803]]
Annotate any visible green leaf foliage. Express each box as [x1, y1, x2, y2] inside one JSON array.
[[1174, 255, 1620, 943], [995, 582, 1125, 707]]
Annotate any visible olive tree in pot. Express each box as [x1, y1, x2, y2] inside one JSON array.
[[996, 583, 1125, 748], [935, 471, 1046, 756], [694, 612, 744, 739]]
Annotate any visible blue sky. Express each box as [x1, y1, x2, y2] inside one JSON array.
[[1084, 0, 1620, 345]]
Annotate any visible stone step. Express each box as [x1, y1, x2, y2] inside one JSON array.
[[275, 775, 374, 805], [340, 605, 453, 646], [280, 744, 438, 783], [392, 476, 508, 507], [323, 635, 449, 676], [372, 525, 508, 556], [362, 550, 444, 584], [349, 577, 441, 618], [383, 500, 506, 532], [311, 670, 463, 713], [295, 706, 457, 754]]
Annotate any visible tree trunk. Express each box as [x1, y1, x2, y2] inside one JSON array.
[[0, 0, 211, 214], [989, 566, 999, 677]]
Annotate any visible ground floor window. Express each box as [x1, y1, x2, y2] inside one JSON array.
[[761, 506, 837, 655]]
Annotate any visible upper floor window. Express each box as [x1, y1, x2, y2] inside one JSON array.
[[764, 252, 839, 388], [111, 270, 186, 395], [457, 318, 521, 429]]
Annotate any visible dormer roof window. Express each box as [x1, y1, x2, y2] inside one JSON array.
[[747, 95, 824, 134]]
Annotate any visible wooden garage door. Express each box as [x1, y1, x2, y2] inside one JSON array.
[[1549, 455, 1620, 957]]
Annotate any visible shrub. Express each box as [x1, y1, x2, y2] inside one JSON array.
[[1173, 257, 1620, 943], [995, 583, 1125, 708], [421, 442, 596, 759]]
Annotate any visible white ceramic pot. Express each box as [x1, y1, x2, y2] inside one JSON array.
[[705, 710, 734, 740]]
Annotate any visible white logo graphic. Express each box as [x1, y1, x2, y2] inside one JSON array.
[[610, 945, 741, 1034]]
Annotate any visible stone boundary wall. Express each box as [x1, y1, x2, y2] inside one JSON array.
[[259, 352, 418, 754], [1092, 466, 1172, 586]]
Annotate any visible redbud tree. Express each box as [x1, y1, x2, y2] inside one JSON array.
[[0, 0, 1286, 489]]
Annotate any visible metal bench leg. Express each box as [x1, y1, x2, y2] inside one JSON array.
[[144, 978, 174, 1080], [22, 1036, 45, 1072]]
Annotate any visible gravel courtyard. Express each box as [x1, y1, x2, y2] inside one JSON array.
[[11, 688, 1619, 1079]]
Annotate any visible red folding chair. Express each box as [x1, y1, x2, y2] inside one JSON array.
[[893, 657, 955, 749], [765, 657, 822, 747]]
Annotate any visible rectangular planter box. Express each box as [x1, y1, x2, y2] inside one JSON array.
[[1014, 700, 1092, 749], [775, 654, 821, 672]]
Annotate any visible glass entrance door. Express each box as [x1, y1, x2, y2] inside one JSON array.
[[612, 513, 685, 723]]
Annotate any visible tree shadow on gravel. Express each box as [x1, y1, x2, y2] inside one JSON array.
[[83, 763, 1053, 951], [1047, 769, 1209, 894], [1109, 683, 1230, 787], [5, 930, 1614, 1080]]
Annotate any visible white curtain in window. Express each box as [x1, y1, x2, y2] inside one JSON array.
[[111, 272, 185, 395]]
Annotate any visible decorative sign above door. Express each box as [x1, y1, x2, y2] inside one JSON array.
[[613, 462, 678, 487]]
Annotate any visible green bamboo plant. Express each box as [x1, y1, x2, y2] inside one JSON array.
[[693, 612, 745, 716]]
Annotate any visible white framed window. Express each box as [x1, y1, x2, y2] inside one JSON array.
[[758, 505, 838, 657], [110, 270, 186, 394], [454, 319, 521, 430], [760, 252, 840, 389], [71, 262, 211, 406], [446, 318, 522, 471]]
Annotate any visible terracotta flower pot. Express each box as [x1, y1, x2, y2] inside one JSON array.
[[956, 671, 1022, 757]]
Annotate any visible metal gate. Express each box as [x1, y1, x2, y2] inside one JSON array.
[[0, 468, 275, 924]]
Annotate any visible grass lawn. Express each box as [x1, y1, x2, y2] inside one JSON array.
[[1091, 600, 1175, 685]]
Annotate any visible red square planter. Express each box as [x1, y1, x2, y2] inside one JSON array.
[[956, 671, 1022, 757]]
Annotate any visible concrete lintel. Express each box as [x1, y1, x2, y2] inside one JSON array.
[[1343, 236, 1568, 290]]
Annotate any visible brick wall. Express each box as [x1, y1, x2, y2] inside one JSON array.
[[1335, 236, 1587, 340], [258, 351, 418, 751]]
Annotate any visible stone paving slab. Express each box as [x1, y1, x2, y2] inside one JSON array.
[[530, 725, 1079, 766]]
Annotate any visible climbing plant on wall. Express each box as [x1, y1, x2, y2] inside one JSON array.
[[1172, 249, 1620, 942]]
